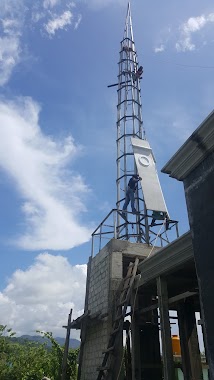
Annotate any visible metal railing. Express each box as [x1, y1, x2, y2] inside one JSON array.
[[91, 209, 179, 257]]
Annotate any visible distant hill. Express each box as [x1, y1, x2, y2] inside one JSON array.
[[12, 335, 80, 349]]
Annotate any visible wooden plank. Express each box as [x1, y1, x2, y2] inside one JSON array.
[[169, 291, 197, 305], [61, 309, 72, 380], [84, 256, 92, 310], [77, 257, 92, 380], [138, 291, 197, 314]]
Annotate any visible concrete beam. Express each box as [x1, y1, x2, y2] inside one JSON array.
[[136, 231, 193, 288]]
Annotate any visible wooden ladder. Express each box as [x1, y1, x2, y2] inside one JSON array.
[[96, 257, 139, 380]]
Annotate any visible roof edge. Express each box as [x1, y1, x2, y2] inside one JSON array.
[[162, 109, 214, 181]]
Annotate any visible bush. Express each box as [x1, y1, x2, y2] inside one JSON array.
[[0, 325, 79, 380]]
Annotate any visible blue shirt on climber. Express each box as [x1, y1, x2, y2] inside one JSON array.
[[122, 174, 142, 219]]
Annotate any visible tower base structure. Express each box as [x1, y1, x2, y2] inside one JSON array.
[[71, 239, 160, 380]]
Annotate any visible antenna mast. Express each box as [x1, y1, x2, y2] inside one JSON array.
[[116, 2, 147, 242]]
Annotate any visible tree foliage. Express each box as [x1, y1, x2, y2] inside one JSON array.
[[0, 325, 79, 380]]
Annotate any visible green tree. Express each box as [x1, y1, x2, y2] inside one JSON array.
[[0, 326, 79, 380], [37, 331, 78, 380]]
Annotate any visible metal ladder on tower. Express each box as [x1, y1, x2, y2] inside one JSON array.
[[96, 257, 139, 380]]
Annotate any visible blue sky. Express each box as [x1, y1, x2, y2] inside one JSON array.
[[0, 0, 213, 337]]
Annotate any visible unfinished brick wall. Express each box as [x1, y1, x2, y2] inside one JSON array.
[[87, 244, 111, 315], [80, 239, 154, 380], [80, 241, 118, 380]]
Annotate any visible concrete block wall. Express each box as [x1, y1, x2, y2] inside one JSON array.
[[81, 241, 115, 380], [80, 320, 110, 380], [80, 239, 154, 380], [87, 242, 111, 315]]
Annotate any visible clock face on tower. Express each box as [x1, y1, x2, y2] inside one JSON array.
[[138, 155, 150, 167], [131, 137, 168, 214]]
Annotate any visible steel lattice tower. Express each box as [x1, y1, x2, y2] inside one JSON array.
[[91, 2, 178, 255], [116, 3, 148, 243]]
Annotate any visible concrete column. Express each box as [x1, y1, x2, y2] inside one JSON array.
[[184, 152, 214, 377], [157, 276, 174, 380], [140, 323, 162, 380], [177, 299, 203, 380], [138, 294, 162, 380], [131, 291, 141, 380]]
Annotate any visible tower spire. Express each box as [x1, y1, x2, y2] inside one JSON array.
[[124, 1, 134, 41]]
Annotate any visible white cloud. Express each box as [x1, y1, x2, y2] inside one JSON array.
[[44, 10, 73, 36], [0, 253, 87, 338], [176, 13, 214, 52], [1, 19, 22, 36], [154, 44, 165, 53], [31, 11, 46, 23], [42, 0, 76, 9], [154, 27, 171, 54], [0, 1, 82, 84], [0, 97, 92, 250], [0, 1, 24, 85], [0, 36, 21, 85], [175, 36, 195, 52], [74, 14, 82, 30], [43, 0, 60, 9], [0, 0, 125, 83], [86, 0, 125, 9], [183, 15, 206, 33]]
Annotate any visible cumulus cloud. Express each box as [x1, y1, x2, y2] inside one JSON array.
[[0, 253, 87, 337], [0, 0, 125, 83], [0, 1, 82, 84], [33, 1, 81, 37], [0, 97, 91, 250], [176, 13, 214, 52], [44, 10, 73, 36]]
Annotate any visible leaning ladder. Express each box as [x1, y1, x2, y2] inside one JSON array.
[[96, 257, 139, 380]]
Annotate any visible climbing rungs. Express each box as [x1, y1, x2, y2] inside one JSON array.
[[118, 297, 128, 306], [121, 282, 131, 291], [102, 346, 115, 354], [115, 313, 123, 321], [124, 272, 135, 280], [96, 258, 139, 380], [126, 262, 135, 270], [97, 365, 110, 371], [110, 326, 120, 336]]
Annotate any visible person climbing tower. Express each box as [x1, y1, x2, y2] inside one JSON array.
[[132, 65, 143, 82], [122, 66, 143, 83], [122, 174, 142, 219], [122, 45, 133, 53]]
